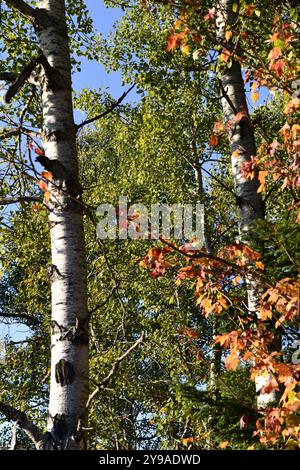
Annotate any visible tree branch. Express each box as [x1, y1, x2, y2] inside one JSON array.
[[76, 84, 135, 130], [0, 401, 45, 449], [0, 72, 18, 82], [0, 311, 41, 325], [4, 0, 37, 19], [85, 333, 144, 410], [0, 196, 41, 205], [0, 127, 40, 141]]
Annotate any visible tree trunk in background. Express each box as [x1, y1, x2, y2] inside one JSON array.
[[215, 0, 278, 409], [38, 0, 88, 449]]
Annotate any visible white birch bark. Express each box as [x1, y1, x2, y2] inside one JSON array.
[[37, 0, 88, 449], [215, 0, 277, 409]]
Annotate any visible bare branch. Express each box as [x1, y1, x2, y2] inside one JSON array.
[[0, 196, 41, 205], [4, 0, 37, 19], [4, 55, 42, 103], [76, 84, 135, 130], [86, 333, 145, 410], [0, 311, 42, 325], [0, 401, 45, 449], [0, 72, 18, 82], [0, 127, 40, 141]]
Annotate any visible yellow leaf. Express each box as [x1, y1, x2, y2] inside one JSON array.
[[233, 275, 242, 286], [272, 172, 281, 181], [219, 441, 229, 449], [181, 44, 190, 55], [251, 91, 259, 103], [247, 445, 255, 450], [174, 19, 182, 29], [44, 191, 51, 202], [225, 30, 232, 41], [257, 170, 268, 193], [255, 261, 265, 270]]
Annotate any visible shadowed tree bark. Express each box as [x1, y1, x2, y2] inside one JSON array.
[[215, 0, 278, 410]]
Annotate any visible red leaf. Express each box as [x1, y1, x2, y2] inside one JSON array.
[[204, 8, 215, 21], [166, 34, 177, 51], [38, 180, 48, 192], [35, 148, 45, 156], [41, 171, 53, 181], [209, 134, 219, 147], [180, 327, 199, 339], [268, 47, 282, 61], [235, 111, 248, 123], [270, 59, 285, 77]]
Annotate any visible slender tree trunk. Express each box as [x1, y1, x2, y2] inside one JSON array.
[[215, 0, 277, 409], [38, 0, 88, 449]]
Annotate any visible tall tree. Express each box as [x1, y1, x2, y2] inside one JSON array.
[[215, 0, 276, 409], [0, 0, 88, 449]]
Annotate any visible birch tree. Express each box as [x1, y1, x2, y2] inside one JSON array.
[[215, 0, 277, 409], [0, 0, 89, 449]]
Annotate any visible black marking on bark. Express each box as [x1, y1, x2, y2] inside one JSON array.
[[50, 320, 64, 335], [44, 129, 74, 142], [46, 264, 64, 283], [48, 220, 59, 230], [40, 431, 57, 450], [52, 414, 69, 443], [36, 155, 82, 197], [55, 359, 75, 386], [38, 52, 67, 91], [60, 314, 89, 345]]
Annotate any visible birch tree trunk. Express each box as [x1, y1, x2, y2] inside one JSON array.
[[37, 0, 88, 449], [215, 0, 278, 409]]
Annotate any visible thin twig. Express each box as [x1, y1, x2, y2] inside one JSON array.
[[85, 333, 145, 410], [76, 84, 135, 130]]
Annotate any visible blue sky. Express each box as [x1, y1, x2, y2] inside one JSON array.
[[73, 1, 126, 98]]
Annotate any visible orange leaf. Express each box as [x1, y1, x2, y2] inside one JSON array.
[[219, 441, 229, 449], [284, 98, 300, 114], [35, 148, 45, 156], [257, 306, 272, 321], [213, 121, 224, 134], [245, 5, 255, 16], [268, 47, 282, 61], [41, 171, 53, 181], [44, 191, 51, 202], [232, 149, 240, 158], [225, 354, 239, 371], [235, 111, 248, 123], [166, 35, 176, 51], [270, 59, 285, 77], [38, 180, 48, 192], [225, 30, 232, 41], [251, 91, 259, 104], [219, 49, 231, 63], [233, 275, 242, 286], [255, 261, 265, 270], [209, 134, 219, 147], [180, 327, 199, 339], [215, 334, 230, 347], [31, 204, 41, 212], [257, 170, 268, 193]]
